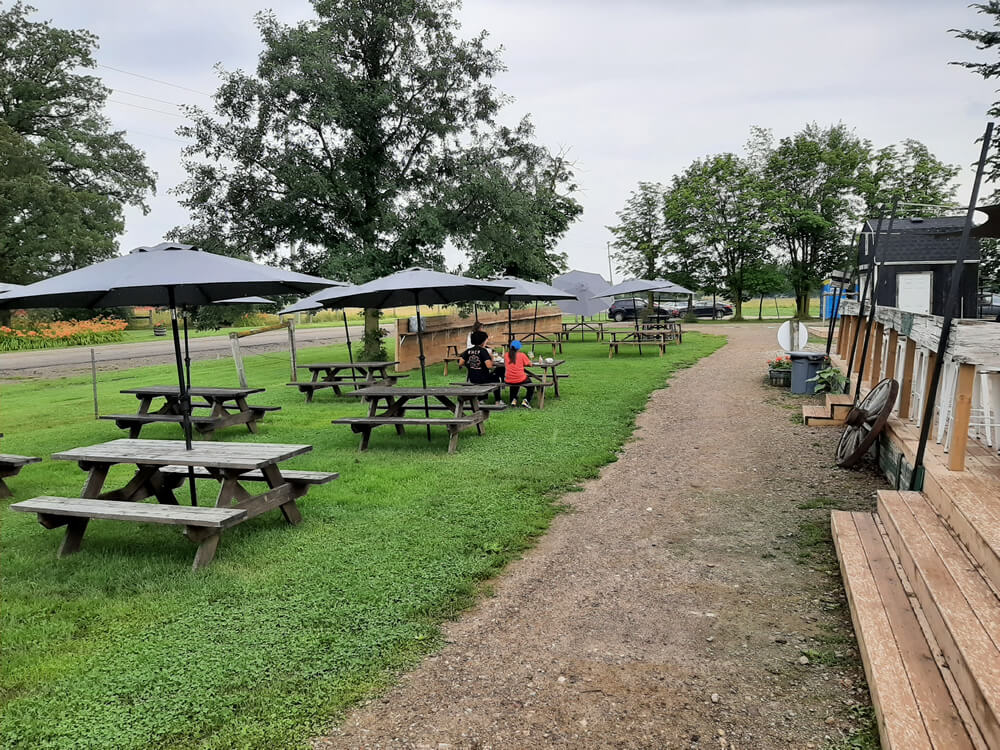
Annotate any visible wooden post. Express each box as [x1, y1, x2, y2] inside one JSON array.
[[229, 333, 247, 388], [924, 350, 938, 432], [869, 322, 885, 386], [91, 348, 99, 419], [947, 363, 977, 471], [852, 317, 864, 374], [885, 329, 899, 383], [897, 339, 916, 419], [836, 315, 847, 357], [287, 320, 297, 383]]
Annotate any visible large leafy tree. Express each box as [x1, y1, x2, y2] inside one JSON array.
[[607, 182, 667, 279], [665, 153, 772, 319], [764, 123, 869, 317], [856, 139, 959, 218], [176, 0, 574, 357], [0, 2, 156, 289], [456, 118, 581, 281]]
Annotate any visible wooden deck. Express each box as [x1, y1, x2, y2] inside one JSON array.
[[825, 320, 1000, 749]]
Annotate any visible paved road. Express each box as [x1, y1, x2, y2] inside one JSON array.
[[0, 325, 365, 379]]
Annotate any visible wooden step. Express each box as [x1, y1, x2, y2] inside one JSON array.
[[826, 393, 854, 417], [921, 471, 1000, 595], [877, 490, 1000, 747], [803, 404, 845, 426], [832, 510, 976, 749]]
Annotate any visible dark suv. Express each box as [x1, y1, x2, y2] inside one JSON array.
[[607, 298, 669, 322]]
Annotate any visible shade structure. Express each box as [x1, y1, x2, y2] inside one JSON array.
[[492, 276, 575, 341], [0, 283, 25, 295], [312, 267, 514, 440], [215, 296, 276, 305], [0, 243, 340, 503], [551, 270, 612, 317], [595, 278, 693, 298]]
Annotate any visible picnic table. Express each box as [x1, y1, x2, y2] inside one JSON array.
[[0, 453, 41, 498], [10, 438, 337, 569], [560, 321, 605, 341], [288, 361, 407, 402], [509, 331, 563, 356], [333, 384, 497, 453], [100, 386, 280, 439], [639, 319, 683, 342], [525, 358, 568, 403], [608, 330, 673, 357]]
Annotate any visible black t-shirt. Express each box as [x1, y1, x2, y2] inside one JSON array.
[[460, 345, 495, 383]]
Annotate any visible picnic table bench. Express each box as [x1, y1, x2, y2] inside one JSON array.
[[287, 361, 407, 402], [101, 386, 279, 439], [333, 384, 496, 453], [0, 453, 41, 498], [11, 439, 333, 569], [608, 330, 672, 357], [560, 321, 605, 341], [509, 331, 563, 356]]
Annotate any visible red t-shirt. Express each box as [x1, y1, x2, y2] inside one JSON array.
[[504, 351, 532, 383]]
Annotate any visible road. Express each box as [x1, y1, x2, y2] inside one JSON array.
[[0, 324, 365, 380]]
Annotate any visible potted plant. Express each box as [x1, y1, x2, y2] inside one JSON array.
[[807, 361, 848, 394], [767, 355, 792, 386]]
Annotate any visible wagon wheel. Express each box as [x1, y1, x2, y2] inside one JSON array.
[[835, 378, 899, 468]]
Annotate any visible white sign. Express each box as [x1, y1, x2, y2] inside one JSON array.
[[777, 320, 810, 352], [896, 272, 932, 315]]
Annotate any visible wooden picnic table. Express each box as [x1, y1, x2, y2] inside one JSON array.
[[0, 453, 41, 498], [333, 384, 497, 453], [288, 360, 406, 402], [608, 330, 673, 357], [525, 358, 568, 402], [10, 438, 336, 569], [560, 321, 605, 341], [100, 386, 280, 439], [509, 331, 563, 356]]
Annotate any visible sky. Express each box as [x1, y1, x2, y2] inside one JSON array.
[[24, 0, 1000, 280]]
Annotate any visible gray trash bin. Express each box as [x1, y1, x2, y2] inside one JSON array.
[[789, 351, 826, 394]]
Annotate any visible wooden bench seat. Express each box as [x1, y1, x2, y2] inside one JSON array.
[[333, 415, 484, 453], [609, 340, 667, 357], [158, 465, 339, 485], [0, 454, 41, 499], [11, 496, 247, 570], [287, 375, 408, 401], [100, 405, 280, 439]]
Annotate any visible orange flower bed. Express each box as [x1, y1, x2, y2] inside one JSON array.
[[0, 318, 128, 351]]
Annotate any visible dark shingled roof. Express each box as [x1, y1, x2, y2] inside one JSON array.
[[859, 216, 980, 264]]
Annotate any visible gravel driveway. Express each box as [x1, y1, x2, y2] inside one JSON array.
[[315, 324, 884, 750]]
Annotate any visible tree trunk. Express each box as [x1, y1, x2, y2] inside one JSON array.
[[796, 293, 811, 318], [758, 295, 764, 320], [733, 298, 742, 319], [361, 307, 387, 360]]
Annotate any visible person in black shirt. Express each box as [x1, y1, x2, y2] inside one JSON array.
[[459, 330, 498, 384]]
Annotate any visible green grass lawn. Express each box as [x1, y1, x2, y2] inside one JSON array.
[[0, 333, 724, 749]]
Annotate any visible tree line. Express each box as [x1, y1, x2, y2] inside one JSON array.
[[607, 125, 961, 319]]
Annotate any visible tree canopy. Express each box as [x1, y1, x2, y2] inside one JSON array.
[[0, 2, 156, 286]]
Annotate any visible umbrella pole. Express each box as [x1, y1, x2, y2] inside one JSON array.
[[474, 302, 479, 323], [414, 295, 431, 442], [342, 310, 354, 364], [633, 294, 642, 355], [507, 302, 512, 344], [532, 300, 538, 337], [167, 287, 198, 507], [182, 310, 192, 390]]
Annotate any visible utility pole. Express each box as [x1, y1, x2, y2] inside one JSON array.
[[607, 242, 614, 284]]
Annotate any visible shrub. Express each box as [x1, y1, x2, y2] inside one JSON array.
[[0, 317, 128, 351]]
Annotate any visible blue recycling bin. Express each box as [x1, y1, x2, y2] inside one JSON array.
[[789, 351, 826, 394]]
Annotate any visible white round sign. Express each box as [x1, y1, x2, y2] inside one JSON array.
[[777, 320, 810, 352]]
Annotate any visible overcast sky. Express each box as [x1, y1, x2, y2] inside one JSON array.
[[27, 0, 1000, 279]]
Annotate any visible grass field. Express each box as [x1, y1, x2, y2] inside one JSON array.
[[0, 333, 724, 749]]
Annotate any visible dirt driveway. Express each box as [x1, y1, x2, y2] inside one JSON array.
[[315, 324, 884, 750]]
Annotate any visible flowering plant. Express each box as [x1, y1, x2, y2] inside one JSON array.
[[767, 355, 792, 371], [0, 317, 127, 351]]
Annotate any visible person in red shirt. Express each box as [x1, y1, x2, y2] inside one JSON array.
[[504, 340, 535, 408]]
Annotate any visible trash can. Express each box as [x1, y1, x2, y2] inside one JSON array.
[[789, 351, 826, 394]]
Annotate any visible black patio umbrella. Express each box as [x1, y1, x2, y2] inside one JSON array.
[[279, 284, 357, 362], [301, 268, 514, 438], [594, 278, 693, 355], [0, 242, 339, 502], [493, 276, 576, 343], [552, 270, 612, 318], [0, 283, 26, 295]]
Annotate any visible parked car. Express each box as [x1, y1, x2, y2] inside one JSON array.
[[607, 298, 670, 322], [668, 301, 734, 319], [978, 293, 1000, 320]]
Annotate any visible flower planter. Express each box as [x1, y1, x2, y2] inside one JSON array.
[[153, 324, 167, 337], [768, 368, 791, 387]]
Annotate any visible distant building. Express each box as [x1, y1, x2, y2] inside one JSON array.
[[858, 216, 979, 317]]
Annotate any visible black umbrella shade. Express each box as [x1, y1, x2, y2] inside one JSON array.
[[0, 243, 336, 310], [595, 278, 694, 297], [551, 270, 612, 317], [0, 283, 25, 295]]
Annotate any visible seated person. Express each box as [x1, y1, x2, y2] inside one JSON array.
[[459, 330, 501, 386], [466, 321, 485, 350], [504, 340, 535, 409]]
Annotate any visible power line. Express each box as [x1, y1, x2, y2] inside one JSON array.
[[107, 99, 189, 119], [99, 63, 213, 97], [112, 88, 187, 108], [124, 129, 192, 145]]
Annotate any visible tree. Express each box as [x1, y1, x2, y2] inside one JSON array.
[[607, 182, 667, 279], [952, 3, 1000, 181], [764, 123, 869, 317], [856, 139, 959, 218], [0, 2, 156, 291], [743, 260, 790, 319], [455, 118, 581, 281], [664, 153, 772, 319], [176, 0, 573, 358]]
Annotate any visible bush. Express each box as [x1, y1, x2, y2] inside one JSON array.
[[0, 318, 128, 351]]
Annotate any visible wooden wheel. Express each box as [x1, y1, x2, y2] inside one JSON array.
[[835, 378, 899, 468]]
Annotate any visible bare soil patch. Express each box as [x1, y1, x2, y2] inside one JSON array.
[[314, 325, 884, 750]]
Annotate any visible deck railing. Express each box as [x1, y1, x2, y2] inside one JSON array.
[[837, 301, 1000, 471]]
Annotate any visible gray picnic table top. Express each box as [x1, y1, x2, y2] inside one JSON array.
[[350, 384, 496, 399], [121, 385, 265, 398], [52, 438, 311, 471], [297, 361, 398, 370]]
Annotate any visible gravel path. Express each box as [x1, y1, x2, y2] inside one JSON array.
[[315, 325, 884, 750]]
